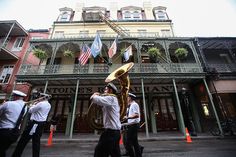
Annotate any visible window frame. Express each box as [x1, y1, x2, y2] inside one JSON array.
[[0, 65, 14, 84]]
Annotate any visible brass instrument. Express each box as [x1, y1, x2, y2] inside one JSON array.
[[25, 94, 52, 106], [87, 62, 134, 130]]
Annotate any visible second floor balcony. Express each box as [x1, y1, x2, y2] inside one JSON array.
[[18, 63, 203, 77]]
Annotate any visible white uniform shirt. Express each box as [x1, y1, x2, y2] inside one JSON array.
[[92, 95, 121, 130], [0, 100, 26, 129], [29, 100, 51, 122], [127, 101, 140, 124]]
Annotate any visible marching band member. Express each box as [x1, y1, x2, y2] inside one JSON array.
[[90, 82, 121, 157], [12, 93, 51, 157], [122, 93, 143, 157], [0, 90, 27, 157]]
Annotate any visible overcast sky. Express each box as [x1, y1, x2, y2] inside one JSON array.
[[0, 0, 236, 37]]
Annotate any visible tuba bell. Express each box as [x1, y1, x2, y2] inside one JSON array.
[[87, 62, 134, 130]]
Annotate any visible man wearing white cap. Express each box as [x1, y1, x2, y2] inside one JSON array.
[[0, 90, 27, 157], [122, 93, 143, 157], [12, 92, 51, 157], [90, 82, 121, 157]]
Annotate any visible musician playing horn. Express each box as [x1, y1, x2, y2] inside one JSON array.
[[90, 82, 121, 157], [12, 93, 51, 157]]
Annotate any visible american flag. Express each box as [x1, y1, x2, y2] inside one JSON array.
[[79, 44, 91, 65], [108, 35, 118, 59]]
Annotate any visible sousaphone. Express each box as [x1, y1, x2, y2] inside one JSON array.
[[87, 62, 134, 130]]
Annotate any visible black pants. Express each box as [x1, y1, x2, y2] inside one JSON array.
[[94, 129, 121, 157], [126, 123, 142, 157], [0, 129, 19, 157], [12, 120, 45, 157]]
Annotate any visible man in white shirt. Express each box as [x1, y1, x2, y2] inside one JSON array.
[[0, 90, 27, 157], [90, 82, 121, 157], [122, 93, 143, 157], [12, 93, 51, 157]]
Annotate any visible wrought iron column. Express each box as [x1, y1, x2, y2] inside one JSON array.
[[172, 79, 185, 134], [141, 78, 149, 138], [69, 79, 80, 138], [43, 80, 48, 93], [203, 78, 223, 136]]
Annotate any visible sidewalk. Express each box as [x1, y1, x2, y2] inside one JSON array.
[[41, 131, 221, 143]]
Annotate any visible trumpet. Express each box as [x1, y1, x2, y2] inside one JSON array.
[[25, 94, 52, 106]]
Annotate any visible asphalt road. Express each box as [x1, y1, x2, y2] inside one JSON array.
[[6, 138, 236, 157]]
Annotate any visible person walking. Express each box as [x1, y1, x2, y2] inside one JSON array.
[[12, 93, 51, 157], [122, 93, 143, 157], [0, 90, 27, 157], [90, 82, 121, 157]]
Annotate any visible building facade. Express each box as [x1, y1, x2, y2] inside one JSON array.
[[0, 20, 49, 102], [15, 2, 226, 137]]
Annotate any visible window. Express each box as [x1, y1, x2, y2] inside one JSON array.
[[161, 29, 171, 37], [54, 31, 65, 38], [138, 29, 147, 37], [156, 11, 166, 20], [31, 36, 44, 40], [133, 11, 141, 19], [97, 30, 106, 37], [124, 11, 131, 19], [0, 65, 14, 83], [12, 37, 25, 51], [60, 12, 70, 21], [79, 31, 89, 38]]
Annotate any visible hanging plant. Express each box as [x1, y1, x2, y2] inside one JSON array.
[[175, 48, 188, 60], [147, 47, 161, 63], [63, 49, 74, 58], [32, 48, 47, 64]]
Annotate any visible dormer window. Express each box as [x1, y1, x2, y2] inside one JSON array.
[[124, 11, 131, 19], [157, 11, 166, 19], [60, 12, 70, 21]]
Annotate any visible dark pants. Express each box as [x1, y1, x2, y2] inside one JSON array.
[[12, 120, 45, 157], [94, 129, 121, 157], [126, 123, 142, 157], [0, 129, 19, 157]]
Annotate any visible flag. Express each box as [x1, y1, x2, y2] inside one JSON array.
[[78, 44, 91, 65], [108, 36, 118, 58], [91, 33, 102, 58], [123, 45, 132, 62]]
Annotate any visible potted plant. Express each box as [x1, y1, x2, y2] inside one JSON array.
[[147, 47, 161, 63], [63, 49, 74, 58], [32, 48, 48, 65], [175, 48, 188, 60]]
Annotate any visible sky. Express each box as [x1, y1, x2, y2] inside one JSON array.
[[0, 0, 236, 37]]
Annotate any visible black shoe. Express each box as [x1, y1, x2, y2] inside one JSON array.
[[121, 153, 129, 156], [140, 146, 144, 154]]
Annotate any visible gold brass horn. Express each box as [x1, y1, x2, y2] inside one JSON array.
[[87, 62, 134, 130]]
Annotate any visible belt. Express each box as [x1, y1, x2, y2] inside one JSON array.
[[104, 128, 120, 132], [0, 128, 14, 131]]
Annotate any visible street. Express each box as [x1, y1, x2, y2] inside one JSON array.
[[6, 138, 236, 157]]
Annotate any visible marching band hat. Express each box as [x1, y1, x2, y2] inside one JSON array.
[[12, 90, 27, 97], [106, 83, 118, 94], [128, 93, 136, 98]]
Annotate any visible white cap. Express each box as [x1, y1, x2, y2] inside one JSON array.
[[106, 83, 118, 94], [12, 90, 27, 97], [128, 93, 136, 98]]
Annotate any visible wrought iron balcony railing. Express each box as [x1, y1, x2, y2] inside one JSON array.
[[18, 63, 203, 76], [208, 64, 236, 73]]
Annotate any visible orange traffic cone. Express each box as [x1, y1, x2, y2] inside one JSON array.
[[185, 128, 192, 143], [46, 129, 54, 146], [119, 133, 123, 145]]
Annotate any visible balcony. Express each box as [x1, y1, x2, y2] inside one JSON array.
[[208, 64, 236, 73], [18, 63, 203, 76]]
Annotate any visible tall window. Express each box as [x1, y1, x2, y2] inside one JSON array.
[[12, 37, 25, 51], [161, 29, 171, 37], [0, 65, 14, 83]]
